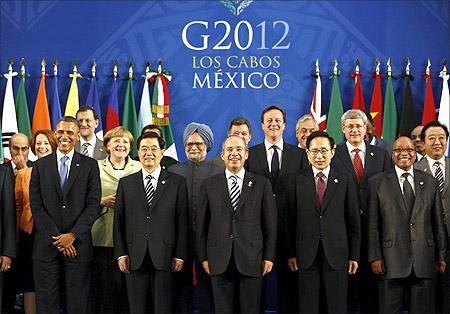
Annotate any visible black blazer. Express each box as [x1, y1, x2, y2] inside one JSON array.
[[0, 165, 16, 259], [29, 152, 101, 262], [196, 171, 277, 277], [286, 168, 360, 270], [113, 169, 188, 271], [367, 169, 447, 279]]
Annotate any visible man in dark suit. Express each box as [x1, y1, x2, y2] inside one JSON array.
[[0, 164, 16, 311], [368, 136, 447, 313], [415, 120, 449, 312], [286, 131, 360, 313], [2, 133, 32, 174], [331, 109, 391, 313], [245, 105, 308, 313], [364, 112, 392, 154], [114, 132, 188, 313], [411, 125, 426, 161], [197, 135, 277, 313], [75, 106, 107, 160], [140, 124, 178, 169], [30, 116, 101, 314]]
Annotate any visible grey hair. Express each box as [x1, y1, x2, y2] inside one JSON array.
[[295, 114, 318, 131], [341, 109, 367, 125]]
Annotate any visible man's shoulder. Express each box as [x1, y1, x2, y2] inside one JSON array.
[[248, 143, 265, 153], [367, 143, 389, 157]]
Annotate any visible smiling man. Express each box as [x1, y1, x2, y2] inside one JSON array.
[[30, 116, 101, 314], [75, 106, 106, 160]]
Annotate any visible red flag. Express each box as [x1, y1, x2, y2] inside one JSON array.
[[369, 72, 384, 136], [32, 73, 51, 133], [422, 72, 436, 125], [351, 71, 365, 111]]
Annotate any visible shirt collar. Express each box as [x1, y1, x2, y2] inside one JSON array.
[[312, 166, 331, 178], [142, 165, 162, 181], [426, 155, 446, 168], [225, 167, 245, 181], [80, 136, 97, 147], [264, 138, 284, 152], [56, 148, 75, 161], [346, 141, 366, 154], [394, 165, 414, 179]]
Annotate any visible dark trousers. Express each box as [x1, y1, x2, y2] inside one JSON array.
[[211, 258, 263, 314], [33, 257, 91, 314], [378, 272, 434, 313], [127, 252, 173, 314], [298, 243, 348, 313], [435, 261, 450, 313]]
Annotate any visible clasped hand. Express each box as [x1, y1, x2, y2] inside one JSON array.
[[52, 233, 77, 258]]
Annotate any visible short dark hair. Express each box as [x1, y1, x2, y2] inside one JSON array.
[[306, 131, 335, 150], [420, 120, 449, 141], [55, 116, 80, 131], [76, 106, 99, 120], [137, 131, 165, 150], [228, 117, 252, 135], [365, 112, 374, 127], [261, 105, 286, 123], [141, 124, 162, 136]]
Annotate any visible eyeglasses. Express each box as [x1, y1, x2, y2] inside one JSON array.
[[186, 142, 205, 148], [344, 124, 365, 130], [139, 146, 161, 154], [393, 148, 415, 153], [308, 148, 332, 156]]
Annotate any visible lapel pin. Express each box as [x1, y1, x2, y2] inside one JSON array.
[[370, 152, 374, 156], [334, 178, 338, 183], [248, 181, 253, 187], [419, 181, 424, 185], [75, 163, 80, 167], [162, 180, 166, 185]]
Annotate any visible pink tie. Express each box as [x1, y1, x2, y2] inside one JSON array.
[[352, 148, 364, 183], [316, 172, 326, 208]]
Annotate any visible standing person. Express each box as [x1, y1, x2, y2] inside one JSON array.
[[30, 116, 101, 314], [364, 112, 392, 154], [168, 122, 222, 313], [331, 109, 391, 313], [415, 121, 449, 313], [368, 136, 447, 313], [197, 135, 277, 313], [140, 124, 178, 168], [90, 127, 141, 313], [286, 131, 360, 313], [113, 132, 187, 313], [295, 114, 318, 149], [245, 105, 308, 313], [75, 106, 106, 160], [411, 125, 426, 161], [15, 129, 57, 314]]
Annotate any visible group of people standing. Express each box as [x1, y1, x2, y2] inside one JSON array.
[[0, 103, 448, 314]]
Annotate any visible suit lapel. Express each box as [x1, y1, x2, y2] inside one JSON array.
[[364, 145, 376, 177], [386, 171, 410, 217], [337, 144, 356, 175], [64, 152, 81, 197], [49, 154, 63, 198], [321, 169, 339, 213], [444, 157, 449, 194], [279, 144, 292, 177], [302, 170, 320, 213], [235, 172, 254, 212], [93, 138, 105, 159], [219, 173, 235, 213], [148, 169, 169, 213], [257, 144, 270, 178], [411, 170, 426, 221]]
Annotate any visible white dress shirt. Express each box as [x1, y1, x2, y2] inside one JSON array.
[[394, 165, 415, 194], [264, 139, 283, 173], [346, 141, 366, 168]]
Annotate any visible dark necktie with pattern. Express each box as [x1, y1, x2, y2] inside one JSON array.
[[401, 172, 415, 217], [352, 148, 364, 183], [81, 142, 90, 156], [434, 161, 445, 194], [316, 172, 326, 208], [271, 145, 279, 184], [229, 175, 240, 211], [145, 175, 155, 208]]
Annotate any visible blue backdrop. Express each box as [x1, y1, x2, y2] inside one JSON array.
[[1, 0, 449, 160]]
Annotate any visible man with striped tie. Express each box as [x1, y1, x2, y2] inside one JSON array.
[[113, 131, 188, 313], [415, 120, 449, 313], [196, 135, 277, 313]]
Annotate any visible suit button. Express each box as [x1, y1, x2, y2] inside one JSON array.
[[229, 235, 234, 239], [62, 205, 66, 209], [319, 216, 323, 219], [146, 216, 150, 220], [145, 233, 148, 237]]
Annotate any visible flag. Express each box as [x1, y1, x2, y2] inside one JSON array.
[[399, 71, 419, 136], [138, 64, 152, 131], [149, 63, 178, 160], [105, 77, 120, 132], [381, 63, 397, 142], [1, 63, 19, 160], [16, 69, 32, 137], [351, 64, 365, 111], [64, 66, 82, 117], [326, 67, 344, 145], [438, 64, 449, 156], [422, 60, 437, 125], [86, 68, 103, 139], [50, 69, 62, 130], [32, 73, 51, 133], [309, 60, 326, 130], [369, 68, 383, 136], [122, 68, 139, 157]]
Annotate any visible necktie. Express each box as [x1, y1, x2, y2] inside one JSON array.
[[352, 148, 364, 183], [145, 175, 155, 208], [229, 175, 240, 211], [434, 161, 445, 194], [316, 172, 326, 208], [59, 156, 69, 190], [81, 143, 90, 156], [271, 145, 279, 184], [401, 173, 415, 217]]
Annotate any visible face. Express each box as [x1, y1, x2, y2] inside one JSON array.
[[107, 136, 131, 159], [55, 121, 80, 154], [296, 119, 317, 149], [411, 126, 425, 155], [221, 136, 249, 174], [392, 137, 416, 171], [342, 118, 366, 146], [262, 109, 285, 143], [307, 137, 335, 171], [423, 126, 448, 160], [35, 134, 53, 159], [138, 138, 164, 172], [10, 135, 29, 161], [228, 124, 251, 145], [185, 132, 206, 163], [76, 110, 99, 140], [364, 122, 374, 144]]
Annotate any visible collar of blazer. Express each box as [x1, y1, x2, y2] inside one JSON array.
[[48, 152, 82, 197], [220, 171, 255, 213], [100, 157, 141, 181], [300, 168, 340, 214], [145, 169, 170, 213], [336, 143, 378, 180], [415, 156, 449, 195]]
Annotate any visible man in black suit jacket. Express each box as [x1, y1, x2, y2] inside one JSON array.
[[245, 105, 308, 313], [197, 135, 277, 313], [30, 116, 101, 314], [140, 124, 178, 169], [2, 133, 32, 175], [114, 132, 188, 314], [75, 106, 107, 160], [368, 136, 447, 313], [286, 131, 360, 313]]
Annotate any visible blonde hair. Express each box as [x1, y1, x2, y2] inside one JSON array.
[[103, 127, 134, 154]]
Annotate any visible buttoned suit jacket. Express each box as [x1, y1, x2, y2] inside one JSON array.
[[75, 137, 107, 160], [367, 169, 447, 279], [113, 169, 188, 271], [286, 168, 360, 270], [0, 165, 17, 259], [29, 152, 101, 262], [196, 171, 277, 277]]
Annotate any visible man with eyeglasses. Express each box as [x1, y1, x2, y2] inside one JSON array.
[[75, 106, 106, 160], [285, 131, 360, 313], [1, 133, 32, 176], [140, 124, 178, 169], [368, 136, 446, 313], [331, 109, 391, 313], [168, 122, 222, 313], [113, 131, 187, 313]]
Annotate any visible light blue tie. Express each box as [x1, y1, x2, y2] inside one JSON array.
[[59, 156, 69, 190]]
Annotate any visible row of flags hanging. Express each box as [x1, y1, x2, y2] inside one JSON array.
[[0, 59, 178, 161], [309, 58, 449, 152]]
